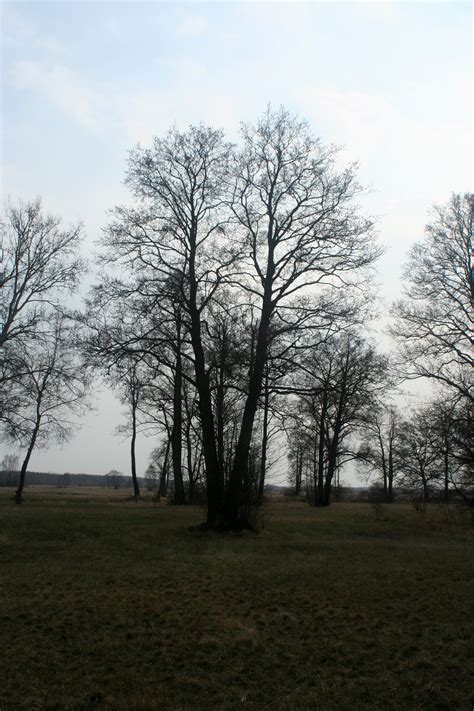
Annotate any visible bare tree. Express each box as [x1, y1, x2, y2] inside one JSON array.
[[296, 334, 389, 506], [425, 395, 459, 501], [147, 441, 171, 500], [101, 125, 234, 523], [397, 407, 440, 503], [114, 357, 146, 499], [391, 193, 473, 401], [448, 395, 474, 515], [2, 316, 89, 503], [1, 199, 85, 436], [358, 405, 402, 503], [224, 107, 380, 525], [82, 273, 191, 504], [287, 419, 313, 497], [422, 393, 473, 513]]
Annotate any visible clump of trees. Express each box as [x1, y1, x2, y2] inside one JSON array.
[[1, 112, 471, 527], [286, 334, 390, 506], [288, 192, 473, 512], [84, 107, 381, 529], [359, 194, 473, 508]]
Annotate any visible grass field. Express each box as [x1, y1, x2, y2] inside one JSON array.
[[0, 487, 473, 710]]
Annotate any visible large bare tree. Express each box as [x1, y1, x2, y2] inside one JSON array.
[[102, 125, 235, 523], [224, 108, 380, 523]]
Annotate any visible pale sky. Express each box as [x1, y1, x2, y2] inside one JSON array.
[[1, 0, 472, 481]]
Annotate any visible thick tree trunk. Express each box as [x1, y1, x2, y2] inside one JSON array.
[[323, 438, 339, 507], [322, 392, 344, 507], [193, 351, 222, 524], [225, 303, 272, 527], [421, 470, 430, 502], [188, 259, 222, 526]]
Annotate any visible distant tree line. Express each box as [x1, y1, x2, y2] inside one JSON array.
[[0, 463, 145, 490], [1, 107, 472, 526]]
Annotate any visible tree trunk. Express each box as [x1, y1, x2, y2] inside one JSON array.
[[421, 470, 430, 502], [15, 417, 41, 504], [323, 439, 338, 507], [257, 374, 270, 506], [185, 418, 195, 504], [188, 246, 222, 526], [323, 391, 344, 507], [130, 404, 140, 498], [216, 332, 227, 477], [171, 322, 186, 505], [158, 439, 171, 499], [295, 449, 302, 497], [443, 442, 450, 501], [316, 393, 328, 507], [387, 442, 394, 503], [225, 302, 272, 527]]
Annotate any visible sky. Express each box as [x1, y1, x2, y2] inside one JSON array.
[[1, 0, 472, 482]]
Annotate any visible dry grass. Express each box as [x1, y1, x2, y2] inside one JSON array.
[[0, 487, 473, 710]]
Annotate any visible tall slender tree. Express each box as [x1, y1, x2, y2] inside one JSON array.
[[2, 316, 89, 503]]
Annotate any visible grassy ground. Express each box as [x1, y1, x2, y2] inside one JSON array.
[[0, 487, 473, 711]]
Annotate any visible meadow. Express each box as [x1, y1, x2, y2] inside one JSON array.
[[0, 487, 472, 710]]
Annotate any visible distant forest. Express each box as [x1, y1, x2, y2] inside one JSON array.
[[0, 470, 142, 489]]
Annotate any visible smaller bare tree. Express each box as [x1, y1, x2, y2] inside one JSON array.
[[397, 407, 439, 503], [2, 316, 89, 503], [358, 405, 401, 503]]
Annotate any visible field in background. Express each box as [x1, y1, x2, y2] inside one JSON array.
[[1, 488, 473, 710]]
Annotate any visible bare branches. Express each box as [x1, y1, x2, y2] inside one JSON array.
[[391, 193, 474, 401], [0, 198, 85, 348], [95, 107, 381, 528]]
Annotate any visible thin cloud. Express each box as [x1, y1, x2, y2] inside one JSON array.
[[175, 11, 209, 38], [12, 61, 105, 130]]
